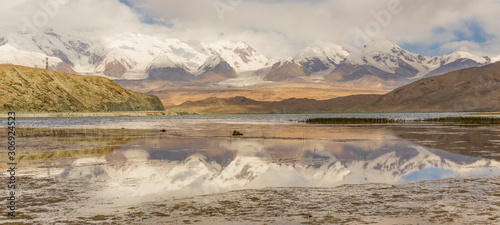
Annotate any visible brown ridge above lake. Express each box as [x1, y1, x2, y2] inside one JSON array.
[[0, 65, 165, 112]]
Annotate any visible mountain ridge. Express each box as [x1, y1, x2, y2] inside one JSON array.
[[1, 30, 496, 88]]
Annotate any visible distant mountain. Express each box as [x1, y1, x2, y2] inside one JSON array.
[[0, 65, 164, 112], [201, 40, 274, 72], [166, 95, 381, 114], [146, 51, 194, 81], [264, 58, 307, 82], [168, 62, 500, 113], [423, 52, 492, 78], [294, 40, 350, 76], [195, 55, 237, 83], [260, 40, 490, 85], [0, 30, 495, 87], [327, 40, 489, 87]]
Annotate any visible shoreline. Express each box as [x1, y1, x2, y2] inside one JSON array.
[[0, 111, 196, 118]]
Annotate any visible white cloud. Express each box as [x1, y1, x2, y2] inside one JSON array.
[[133, 0, 500, 57], [440, 41, 481, 53], [1, 0, 500, 58], [0, 0, 159, 35]]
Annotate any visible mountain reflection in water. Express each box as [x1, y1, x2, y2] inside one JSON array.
[[56, 128, 500, 199]]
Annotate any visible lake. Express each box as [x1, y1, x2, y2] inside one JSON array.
[[3, 113, 500, 224]]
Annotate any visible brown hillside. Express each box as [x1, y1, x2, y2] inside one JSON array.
[[167, 95, 381, 114], [374, 62, 500, 112], [0, 65, 165, 112]]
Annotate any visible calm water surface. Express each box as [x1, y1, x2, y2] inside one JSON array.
[[15, 113, 477, 129], [9, 114, 500, 202]]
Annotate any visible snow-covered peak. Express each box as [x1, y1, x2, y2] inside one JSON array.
[[0, 44, 64, 69], [196, 55, 227, 76], [284, 56, 295, 62], [201, 40, 272, 72], [439, 51, 489, 65], [345, 40, 426, 74], [271, 57, 301, 68], [492, 55, 500, 63], [362, 39, 402, 54], [148, 52, 180, 69], [294, 40, 350, 65], [200, 55, 223, 69], [101, 33, 207, 73]]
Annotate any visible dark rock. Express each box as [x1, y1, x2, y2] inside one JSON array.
[[232, 130, 243, 136]]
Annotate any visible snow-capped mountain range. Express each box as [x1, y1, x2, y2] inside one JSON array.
[[1, 30, 498, 86], [328, 40, 492, 86]]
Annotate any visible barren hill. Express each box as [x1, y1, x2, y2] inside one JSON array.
[[167, 62, 500, 114], [167, 95, 381, 114], [374, 62, 500, 112], [0, 65, 164, 112]]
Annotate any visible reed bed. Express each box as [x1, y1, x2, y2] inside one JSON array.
[[422, 117, 500, 124], [304, 117, 407, 124], [305, 116, 500, 124]]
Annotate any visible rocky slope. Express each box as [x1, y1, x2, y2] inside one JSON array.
[[0, 65, 165, 112], [194, 56, 237, 83], [264, 59, 308, 82]]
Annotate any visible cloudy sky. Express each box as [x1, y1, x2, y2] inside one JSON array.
[[2, 0, 500, 59]]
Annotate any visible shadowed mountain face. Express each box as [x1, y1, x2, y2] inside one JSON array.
[[195, 56, 237, 83], [0, 65, 165, 112], [147, 67, 194, 81], [265, 60, 308, 82]]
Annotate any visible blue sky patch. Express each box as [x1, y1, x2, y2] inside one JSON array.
[[399, 168, 456, 183]]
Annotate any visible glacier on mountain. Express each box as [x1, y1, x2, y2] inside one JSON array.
[[0, 30, 496, 84]]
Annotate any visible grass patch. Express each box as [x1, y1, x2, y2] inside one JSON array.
[[468, 112, 500, 115], [248, 197, 260, 202], [150, 212, 170, 217], [422, 117, 500, 124], [304, 116, 500, 124], [392, 194, 406, 198], [90, 215, 108, 221], [170, 202, 188, 212], [305, 118, 406, 124]]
